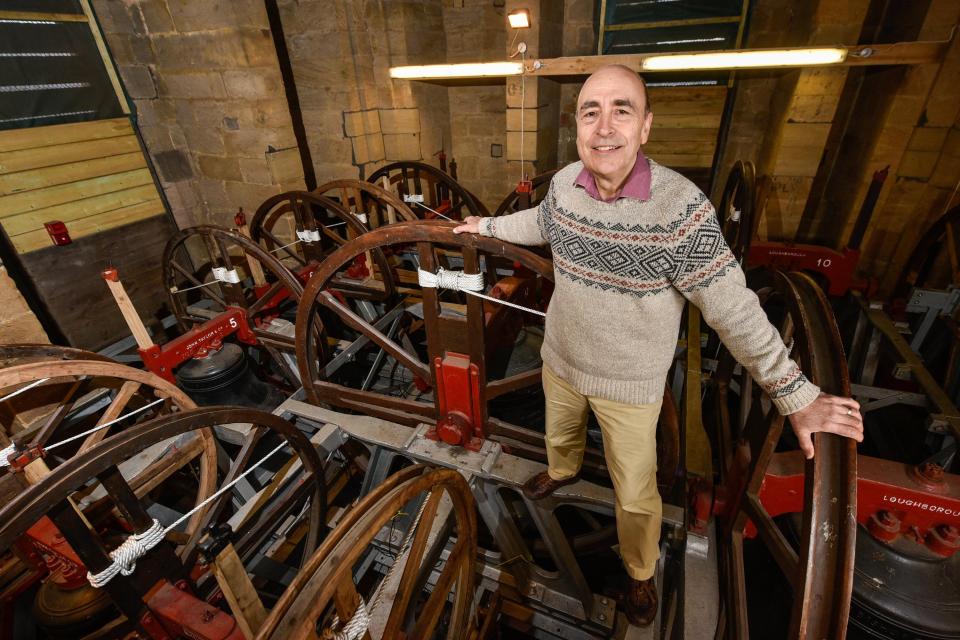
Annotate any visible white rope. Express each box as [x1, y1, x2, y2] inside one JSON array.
[[270, 223, 347, 255], [412, 201, 454, 222], [296, 229, 321, 243], [330, 600, 371, 640], [163, 440, 287, 534], [520, 48, 526, 183], [171, 279, 218, 294], [0, 443, 17, 466], [86, 519, 165, 587], [269, 238, 303, 254], [327, 492, 433, 639], [212, 267, 241, 284], [45, 398, 165, 453], [88, 439, 289, 588], [417, 267, 484, 292], [417, 268, 546, 318], [0, 377, 50, 403], [1, 397, 166, 469]]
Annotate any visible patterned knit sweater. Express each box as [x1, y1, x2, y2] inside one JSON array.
[[479, 160, 820, 415]]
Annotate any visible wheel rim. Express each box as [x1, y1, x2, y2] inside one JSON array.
[[258, 465, 476, 640], [368, 161, 485, 220], [713, 269, 857, 639]]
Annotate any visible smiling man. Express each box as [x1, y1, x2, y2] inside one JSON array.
[[454, 64, 863, 627]]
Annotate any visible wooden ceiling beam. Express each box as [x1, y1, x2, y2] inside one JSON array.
[[523, 40, 950, 78]]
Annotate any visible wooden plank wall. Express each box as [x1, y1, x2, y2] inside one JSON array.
[[0, 116, 174, 349], [18, 215, 176, 350], [645, 85, 725, 171], [0, 118, 164, 253]]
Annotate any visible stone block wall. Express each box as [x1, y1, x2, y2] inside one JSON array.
[[445, 0, 511, 208], [92, 0, 305, 228], [0, 266, 48, 344], [558, 0, 596, 166], [278, 0, 451, 184], [91, 0, 589, 221]]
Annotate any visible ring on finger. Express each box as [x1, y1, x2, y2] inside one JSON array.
[[846, 408, 852, 416]]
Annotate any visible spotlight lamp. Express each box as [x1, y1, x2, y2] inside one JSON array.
[[508, 9, 530, 29]]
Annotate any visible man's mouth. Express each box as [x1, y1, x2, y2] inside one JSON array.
[[592, 145, 622, 152]]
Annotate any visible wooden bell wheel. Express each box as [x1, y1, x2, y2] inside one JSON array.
[[368, 161, 487, 220], [712, 269, 857, 639], [295, 220, 552, 432], [0, 361, 216, 523], [0, 407, 326, 636], [316, 179, 418, 226], [249, 191, 400, 303], [257, 465, 476, 640], [162, 224, 313, 385], [717, 160, 758, 265], [249, 191, 367, 267], [492, 169, 558, 217], [0, 344, 114, 367]]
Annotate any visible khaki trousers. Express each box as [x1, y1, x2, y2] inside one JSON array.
[[542, 364, 663, 580]]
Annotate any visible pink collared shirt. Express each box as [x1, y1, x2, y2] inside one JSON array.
[[574, 150, 652, 203]]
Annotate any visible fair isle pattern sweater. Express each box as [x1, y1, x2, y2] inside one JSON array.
[[479, 160, 820, 415]]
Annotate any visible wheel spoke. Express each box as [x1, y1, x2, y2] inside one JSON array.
[[76, 381, 141, 454]]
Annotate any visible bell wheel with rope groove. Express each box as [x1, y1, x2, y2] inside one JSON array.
[[709, 268, 857, 639], [0, 406, 326, 639], [162, 224, 313, 388], [368, 161, 487, 220], [257, 465, 476, 640]]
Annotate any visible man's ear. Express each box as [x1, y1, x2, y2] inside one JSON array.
[[639, 110, 654, 145]]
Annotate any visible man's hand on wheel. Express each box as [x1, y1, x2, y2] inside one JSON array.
[[788, 392, 864, 459], [453, 216, 482, 234]]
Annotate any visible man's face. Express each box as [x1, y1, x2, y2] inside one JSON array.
[[575, 67, 653, 185]]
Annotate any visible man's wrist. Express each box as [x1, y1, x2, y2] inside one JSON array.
[[478, 217, 496, 237]]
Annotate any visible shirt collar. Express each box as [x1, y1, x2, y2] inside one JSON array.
[[574, 150, 651, 203]]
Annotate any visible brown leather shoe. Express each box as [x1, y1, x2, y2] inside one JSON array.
[[521, 471, 579, 500], [625, 577, 658, 627]]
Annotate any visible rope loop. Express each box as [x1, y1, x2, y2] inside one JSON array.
[[325, 600, 371, 640], [86, 519, 165, 588], [0, 443, 17, 468], [417, 267, 484, 292], [417, 267, 546, 318]]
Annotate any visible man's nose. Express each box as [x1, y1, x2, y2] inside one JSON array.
[[597, 110, 614, 135]]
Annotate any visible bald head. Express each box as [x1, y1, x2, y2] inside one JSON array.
[[578, 65, 651, 116]]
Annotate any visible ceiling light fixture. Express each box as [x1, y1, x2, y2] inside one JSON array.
[[508, 9, 530, 29], [389, 62, 523, 80], [641, 47, 847, 71]]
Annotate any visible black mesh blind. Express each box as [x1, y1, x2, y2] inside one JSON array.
[[598, 0, 746, 86], [0, 1, 123, 130]]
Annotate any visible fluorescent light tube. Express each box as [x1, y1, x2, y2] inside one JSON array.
[[642, 48, 847, 71], [389, 62, 523, 80]]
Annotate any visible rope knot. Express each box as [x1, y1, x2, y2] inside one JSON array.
[[87, 519, 165, 588], [417, 267, 484, 292]]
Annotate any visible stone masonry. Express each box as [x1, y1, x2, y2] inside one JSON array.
[[91, 0, 305, 228]]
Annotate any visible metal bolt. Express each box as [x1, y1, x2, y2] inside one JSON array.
[[919, 462, 944, 481], [878, 510, 897, 526], [600, 597, 608, 605], [938, 524, 959, 542], [598, 613, 607, 621]]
